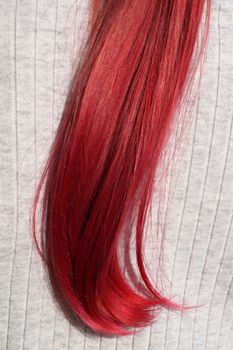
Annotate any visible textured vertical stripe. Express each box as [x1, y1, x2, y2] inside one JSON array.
[[0, 0, 232, 349]]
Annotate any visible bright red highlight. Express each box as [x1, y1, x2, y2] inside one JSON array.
[[32, 0, 211, 335]]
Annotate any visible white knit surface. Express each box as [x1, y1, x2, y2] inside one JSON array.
[[0, 0, 232, 349]]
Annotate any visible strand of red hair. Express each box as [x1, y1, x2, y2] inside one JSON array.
[[32, 0, 211, 335]]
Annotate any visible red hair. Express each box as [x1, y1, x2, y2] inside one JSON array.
[[32, 0, 211, 335]]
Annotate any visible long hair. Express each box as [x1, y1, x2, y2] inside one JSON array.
[[32, 0, 211, 335]]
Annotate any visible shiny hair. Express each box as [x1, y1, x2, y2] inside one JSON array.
[[32, 0, 211, 335]]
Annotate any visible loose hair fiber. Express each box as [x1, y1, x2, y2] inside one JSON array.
[[32, 0, 211, 335]]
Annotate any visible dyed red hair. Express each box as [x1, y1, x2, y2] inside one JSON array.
[[32, 0, 211, 335]]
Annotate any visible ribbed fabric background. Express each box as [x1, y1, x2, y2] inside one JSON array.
[[0, 0, 232, 349]]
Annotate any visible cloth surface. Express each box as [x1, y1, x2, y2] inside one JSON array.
[[0, 0, 232, 349]]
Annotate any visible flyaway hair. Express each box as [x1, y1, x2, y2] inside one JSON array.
[[32, 0, 211, 335]]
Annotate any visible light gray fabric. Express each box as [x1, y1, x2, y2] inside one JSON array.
[[0, 0, 232, 349]]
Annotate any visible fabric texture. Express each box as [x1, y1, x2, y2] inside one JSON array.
[[0, 0, 232, 349]]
